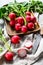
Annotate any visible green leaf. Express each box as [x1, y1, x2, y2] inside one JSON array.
[[0, 0, 43, 19], [0, 28, 11, 51], [0, 47, 3, 53], [0, 9, 3, 18], [0, 28, 2, 35]]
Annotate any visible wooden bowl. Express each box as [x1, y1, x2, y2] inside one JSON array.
[[5, 20, 40, 36]]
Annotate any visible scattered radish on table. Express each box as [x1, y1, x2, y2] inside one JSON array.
[[18, 49, 27, 58], [24, 40, 33, 49], [11, 35, 20, 44], [5, 52, 14, 61]]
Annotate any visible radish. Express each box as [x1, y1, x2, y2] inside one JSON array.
[[18, 49, 27, 58], [26, 11, 31, 16], [9, 20, 15, 27], [9, 12, 16, 20], [24, 40, 33, 49], [31, 16, 36, 23], [26, 15, 31, 22], [21, 25, 27, 33], [11, 35, 20, 44], [5, 52, 14, 61], [15, 23, 21, 31], [17, 17, 24, 25], [27, 22, 34, 30]]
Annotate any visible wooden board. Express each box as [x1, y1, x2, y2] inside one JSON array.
[[5, 21, 40, 36]]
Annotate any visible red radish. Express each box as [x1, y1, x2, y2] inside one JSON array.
[[31, 16, 36, 23], [26, 15, 31, 22], [9, 20, 15, 27], [18, 49, 27, 58], [11, 35, 20, 44], [17, 17, 24, 25], [27, 22, 34, 30], [9, 12, 16, 20], [5, 52, 14, 61], [15, 23, 21, 31], [21, 25, 27, 33], [26, 11, 31, 16], [24, 40, 33, 49]]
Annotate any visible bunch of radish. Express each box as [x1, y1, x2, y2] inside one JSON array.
[[5, 11, 36, 61], [9, 11, 37, 33]]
